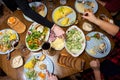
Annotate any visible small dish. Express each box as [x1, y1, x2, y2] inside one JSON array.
[[82, 22, 93, 31], [10, 55, 23, 68], [99, 14, 114, 24]]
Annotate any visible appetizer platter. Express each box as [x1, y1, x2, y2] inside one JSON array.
[[52, 6, 76, 27], [65, 25, 86, 57], [23, 2, 47, 22], [0, 29, 19, 54], [85, 32, 111, 58], [24, 53, 54, 80], [75, 0, 98, 13], [25, 22, 50, 51]]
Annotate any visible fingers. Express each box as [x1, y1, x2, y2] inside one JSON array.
[[46, 70, 50, 77], [46, 70, 58, 80]]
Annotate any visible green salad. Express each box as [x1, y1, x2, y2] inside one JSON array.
[[66, 28, 83, 53], [26, 27, 48, 50]]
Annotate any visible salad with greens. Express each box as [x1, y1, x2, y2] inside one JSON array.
[[26, 22, 49, 51], [0, 29, 19, 54], [65, 26, 86, 57]]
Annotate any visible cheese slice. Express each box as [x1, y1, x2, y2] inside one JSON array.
[[51, 37, 64, 50]]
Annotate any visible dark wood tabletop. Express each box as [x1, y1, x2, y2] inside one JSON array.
[[0, 0, 115, 80]]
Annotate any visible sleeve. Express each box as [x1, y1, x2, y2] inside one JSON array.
[[15, 0, 54, 28], [105, 0, 120, 12], [112, 29, 120, 44]]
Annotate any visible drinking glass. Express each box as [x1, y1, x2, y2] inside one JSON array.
[[60, 0, 67, 5], [42, 42, 56, 56], [17, 44, 30, 57], [42, 42, 51, 55]]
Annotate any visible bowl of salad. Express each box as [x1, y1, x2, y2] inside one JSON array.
[[25, 22, 50, 51], [65, 25, 86, 57]]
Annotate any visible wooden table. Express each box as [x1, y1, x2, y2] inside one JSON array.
[[0, 0, 115, 80]]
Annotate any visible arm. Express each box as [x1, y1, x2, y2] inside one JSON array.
[[15, 0, 54, 28], [90, 59, 101, 80], [82, 12, 119, 36]]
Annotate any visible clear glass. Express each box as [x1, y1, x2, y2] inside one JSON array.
[[60, 0, 67, 5]]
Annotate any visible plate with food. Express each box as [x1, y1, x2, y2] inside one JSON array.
[[23, 2, 47, 22], [24, 53, 54, 80], [49, 30, 65, 50], [65, 25, 86, 57], [52, 6, 76, 27], [98, 14, 114, 24], [85, 32, 111, 58], [0, 29, 19, 54], [75, 0, 98, 13], [25, 22, 50, 51]]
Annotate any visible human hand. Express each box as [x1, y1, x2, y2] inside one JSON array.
[[51, 24, 65, 37], [82, 12, 98, 23], [90, 59, 100, 71], [46, 70, 58, 80]]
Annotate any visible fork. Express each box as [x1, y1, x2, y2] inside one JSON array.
[[77, 0, 85, 4], [6, 40, 19, 60]]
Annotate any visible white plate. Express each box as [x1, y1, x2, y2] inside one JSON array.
[[52, 6, 76, 27], [75, 0, 98, 13], [0, 29, 19, 54], [85, 32, 111, 58], [65, 25, 86, 57], [24, 53, 54, 80], [23, 2, 47, 22], [25, 22, 50, 51]]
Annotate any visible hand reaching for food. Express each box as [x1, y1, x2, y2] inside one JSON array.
[[82, 11, 98, 23], [46, 70, 58, 80]]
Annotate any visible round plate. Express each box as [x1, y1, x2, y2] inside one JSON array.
[[52, 6, 76, 27], [0, 29, 19, 54], [75, 0, 98, 13], [85, 32, 111, 58], [24, 53, 54, 80], [23, 2, 47, 22], [25, 22, 50, 51], [65, 25, 86, 57]]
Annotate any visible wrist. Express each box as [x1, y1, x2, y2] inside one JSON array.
[[93, 69, 100, 72], [94, 18, 101, 25]]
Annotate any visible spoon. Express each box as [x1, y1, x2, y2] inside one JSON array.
[[6, 40, 19, 60]]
